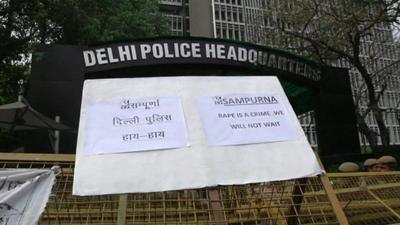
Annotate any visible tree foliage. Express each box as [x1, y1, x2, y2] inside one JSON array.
[[41, 0, 170, 44], [275, 0, 400, 149], [0, 0, 169, 104], [0, 0, 170, 150]]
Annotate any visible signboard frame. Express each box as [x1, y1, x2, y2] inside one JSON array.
[[28, 37, 361, 162]]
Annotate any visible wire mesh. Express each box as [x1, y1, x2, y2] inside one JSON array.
[[9, 153, 400, 224], [121, 179, 339, 225], [328, 172, 400, 225]]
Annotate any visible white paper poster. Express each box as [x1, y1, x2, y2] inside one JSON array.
[[197, 94, 294, 146], [73, 76, 323, 195], [83, 96, 189, 155], [0, 168, 56, 225]]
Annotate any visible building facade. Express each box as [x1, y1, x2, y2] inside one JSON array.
[[160, 0, 400, 148], [159, 0, 189, 36]]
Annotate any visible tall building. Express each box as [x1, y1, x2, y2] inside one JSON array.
[[160, 0, 400, 147], [159, 0, 189, 36]]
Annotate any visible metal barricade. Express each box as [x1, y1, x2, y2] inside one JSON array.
[[5, 153, 400, 224]]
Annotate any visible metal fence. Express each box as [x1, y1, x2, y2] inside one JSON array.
[[329, 172, 400, 225], [0, 153, 399, 225]]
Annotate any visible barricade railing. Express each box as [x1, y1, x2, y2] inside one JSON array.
[[327, 172, 400, 225], [0, 153, 398, 225]]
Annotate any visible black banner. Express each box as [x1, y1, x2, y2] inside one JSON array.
[[27, 38, 361, 158], [83, 39, 322, 82]]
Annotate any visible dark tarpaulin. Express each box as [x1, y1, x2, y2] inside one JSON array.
[[0, 97, 70, 131]]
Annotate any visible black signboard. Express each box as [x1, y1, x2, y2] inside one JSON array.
[[27, 37, 361, 162], [82, 39, 321, 84]]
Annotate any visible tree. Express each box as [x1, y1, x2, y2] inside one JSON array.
[[42, 0, 170, 45], [0, 0, 38, 104], [0, 0, 170, 103], [0, 0, 170, 150], [274, 0, 400, 149]]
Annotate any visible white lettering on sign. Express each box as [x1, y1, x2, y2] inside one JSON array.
[[83, 51, 96, 66], [117, 45, 131, 61], [82, 96, 189, 155], [82, 42, 322, 82], [140, 44, 152, 59], [197, 93, 295, 146], [96, 48, 108, 64]]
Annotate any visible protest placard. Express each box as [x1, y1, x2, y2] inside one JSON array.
[[73, 76, 323, 195], [197, 93, 294, 146], [83, 96, 189, 155], [0, 168, 56, 225]]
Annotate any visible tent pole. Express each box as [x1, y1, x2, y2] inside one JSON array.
[[54, 116, 60, 154]]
